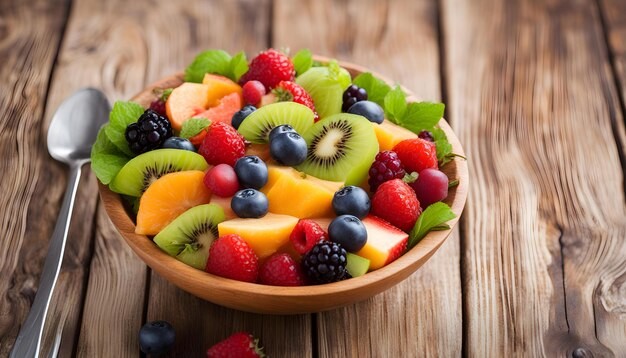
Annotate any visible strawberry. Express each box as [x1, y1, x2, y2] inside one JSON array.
[[242, 80, 266, 106], [258, 253, 306, 286], [239, 49, 295, 90], [205, 234, 258, 282], [206, 332, 264, 358], [392, 138, 438, 174], [289, 219, 327, 254], [371, 179, 421, 232], [198, 122, 245, 167], [273, 81, 319, 121]]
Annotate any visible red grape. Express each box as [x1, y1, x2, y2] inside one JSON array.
[[410, 168, 449, 207], [203, 164, 240, 197]]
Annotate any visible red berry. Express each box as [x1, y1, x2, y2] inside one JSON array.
[[371, 179, 421, 232], [368, 151, 406, 192], [205, 234, 258, 282], [242, 80, 266, 106], [204, 164, 240, 197], [206, 332, 264, 358], [393, 138, 438, 174], [410, 168, 449, 208], [289, 219, 328, 254], [198, 122, 246, 166], [258, 253, 306, 286], [149, 99, 167, 117], [239, 49, 295, 90], [273, 81, 319, 121]]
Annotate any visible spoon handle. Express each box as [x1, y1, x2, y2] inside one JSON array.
[[11, 163, 84, 358]]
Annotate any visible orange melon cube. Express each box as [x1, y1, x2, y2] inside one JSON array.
[[202, 73, 243, 107], [373, 121, 417, 151], [209, 195, 237, 220], [356, 215, 408, 270]]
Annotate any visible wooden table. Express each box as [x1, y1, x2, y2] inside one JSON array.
[[2, 0, 626, 356]]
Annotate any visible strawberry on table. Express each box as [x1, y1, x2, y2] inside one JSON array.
[[198, 121, 246, 166], [258, 253, 306, 286], [392, 138, 438, 174], [206, 332, 265, 358], [239, 49, 295, 90], [273, 81, 319, 121], [371, 179, 421, 232], [205, 234, 259, 282]]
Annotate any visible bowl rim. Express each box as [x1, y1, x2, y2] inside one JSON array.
[[98, 56, 468, 307]]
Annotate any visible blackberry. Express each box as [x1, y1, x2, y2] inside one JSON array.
[[125, 109, 172, 154], [418, 130, 435, 142], [301, 241, 348, 284], [342, 84, 368, 112], [368, 151, 406, 192]]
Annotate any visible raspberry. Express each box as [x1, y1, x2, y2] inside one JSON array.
[[206, 332, 264, 358], [239, 49, 295, 90], [418, 130, 434, 142], [273, 81, 319, 121], [393, 138, 438, 174], [205, 234, 258, 283], [289, 219, 328, 254], [198, 122, 246, 166], [368, 151, 406, 192], [371, 179, 421, 232], [342, 84, 368, 112], [301, 241, 348, 284], [242, 80, 266, 106], [258, 253, 306, 286], [125, 109, 172, 154]]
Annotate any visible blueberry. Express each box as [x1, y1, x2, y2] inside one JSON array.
[[328, 215, 367, 252], [332, 186, 371, 219], [161, 137, 196, 151], [269, 132, 308, 166], [139, 320, 175, 356], [269, 124, 296, 142], [234, 155, 268, 189], [231, 189, 268, 218], [347, 101, 384, 124], [231, 105, 257, 129]]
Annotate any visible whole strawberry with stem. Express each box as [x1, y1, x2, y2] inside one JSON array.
[[205, 234, 258, 282], [371, 179, 421, 232], [198, 122, 246, 167], [206, 332, 265, 358], [273, 81, 319, 121], [239, 49, 295, 91]]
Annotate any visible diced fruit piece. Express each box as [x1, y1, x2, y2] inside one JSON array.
[[136, 170, 212, 235], [273, 81, 318, 120], [328, 215, 368, 252], [368, 150, 406, 193], [161, 137, 196, 152], [356, 215, 408, 270], [237, 102, 315, 143], [234, 156, 268, 189], [239, 48, 295, 90], [301, 241, 348, 284], [202, 73, 243, 107], [245, 143, 271, 162], [371, 179, 421, 232], [242, 80, 266, 106], [296, 113, 378, 186], [231, 105, 256, 129], [289, 219, 328, 255], [296, 66, 351, 119], [269, 131, 307, 166], [193, 92, 243, 125], [198, 122, 246, 166], [165, 82, 211, 131], [203, 164, 240, 197], [231, 189, 268, 218], [109, 149, 208, 197], [217, 213, 299, 259], [205, 234, 258, 282], [206, 332, 264, 358], [345, 253, 370, 277], [392, 138, 438, 174], [139, 321, 175, 356], [153, 204, 225, 270], [210, 195, 237, 220], [261, 165, 343, 219], [332, 186, 371, 219], [347, 101, 384, 124], [342, 84, 368, 112], [125, 109, 173, 154], [372, 120, 417, 151], [258, 253, 306, 286], [258, 93, 277, 107], [410, 168, 449, 207]]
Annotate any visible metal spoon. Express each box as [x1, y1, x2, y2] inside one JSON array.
[[11, 88, 110, 358]]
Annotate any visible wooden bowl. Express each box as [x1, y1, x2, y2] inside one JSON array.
[[98, 58, 468, 314]]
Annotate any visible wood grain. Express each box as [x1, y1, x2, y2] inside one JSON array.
[[0, 0, 71, 355], [443, 0, 626, 355], [274, 0, 463, 356]]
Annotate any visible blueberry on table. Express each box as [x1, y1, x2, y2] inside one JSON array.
[[231, 105, 257, 129], [332, 186, 371, 219], [269, 131, 308, 166], [139, 320, 175, 356], [328, 215, 368, 252], [268, 124, 296, 142], [234, 155, 268, 189], [161, 136, 196, 151], [231, 189, 269, 218], [347, 100, 385, 124]]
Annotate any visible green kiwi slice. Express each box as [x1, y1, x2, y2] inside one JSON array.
[[296, 66, 351, 119], [346, 253, 370, 277], [109, 149, 208, 197], [153, 204, 225, 270], [296, 113, 379, 186], [237, 102, 315, 143]]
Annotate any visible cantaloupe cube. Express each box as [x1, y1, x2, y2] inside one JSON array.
[[373, 121, 417, 151]]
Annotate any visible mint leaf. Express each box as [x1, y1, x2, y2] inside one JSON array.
[[105, 101, 144, 157], [91, 125, 131, 185], [184, 50, 232, 83], [229, 51, 248, 82], [353, 72, 391, 107], [293, 49, 313, 76], [408, 202, 456, 249], [179, 118, 211, 139], [383, 86, 407, 124], [399, 102, 445, 134]]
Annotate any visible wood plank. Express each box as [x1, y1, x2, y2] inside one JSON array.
[[0, 0, 72, 355], [443, 0, 626, 355], [274, 0, 463, 356]]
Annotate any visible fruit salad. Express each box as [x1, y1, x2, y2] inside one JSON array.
[[91, 48, 463, 286]]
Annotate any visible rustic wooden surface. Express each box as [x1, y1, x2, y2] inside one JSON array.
[[1, 0, 625, 357]]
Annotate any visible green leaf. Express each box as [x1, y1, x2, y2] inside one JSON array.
[[91, 125, 131, 185], [184, 50, 232, 83], [105, 101, 144, 157], [352, 72, 391, 107], [408, 202, 456, 249], [229, 51, 249, 82], [399, 102, 445, 134], [293, 49, 313, 76], [383, 86, 407, 124], [179, 118, 211, 139]]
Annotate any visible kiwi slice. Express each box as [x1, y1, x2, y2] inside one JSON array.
[[346, 253, 370, 277], [153, 204, 225, 270], [237, 102, 315, 143], [296, 113, 379, 186], [109, 149, 208, 197], [296, 66, 351, 119]]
